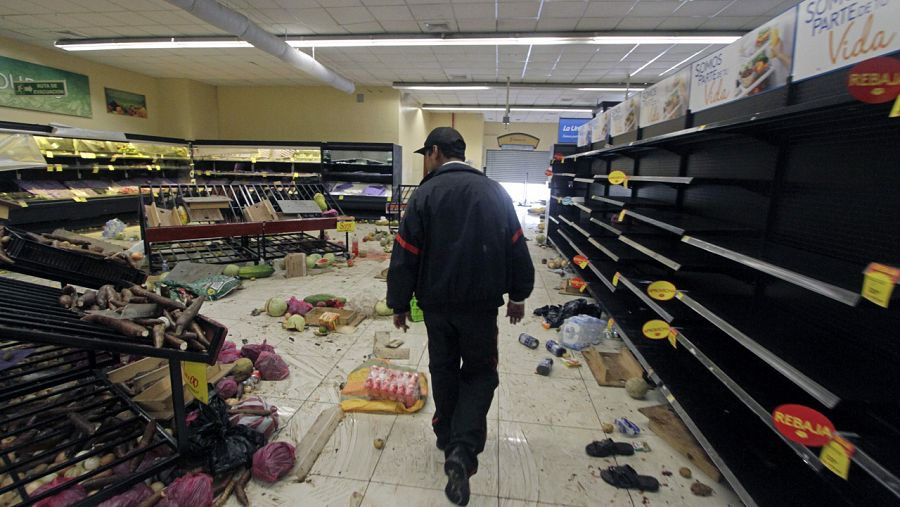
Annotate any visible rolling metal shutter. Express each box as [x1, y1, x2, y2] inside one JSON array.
[[485, 149, 551, 184]]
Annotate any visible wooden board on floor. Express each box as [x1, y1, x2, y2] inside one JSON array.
[[638, 404, 722, 482], [373, 331, 410, 360], [582, 348, 643, 387], [294, 405, 344, 482]]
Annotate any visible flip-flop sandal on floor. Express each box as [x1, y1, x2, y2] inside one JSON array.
[[600, 465, 660, 492], [586, 439, 635, 457]]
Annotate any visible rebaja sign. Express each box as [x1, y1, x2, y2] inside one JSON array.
[[772, 404, 836, 447], [689, 7, 797, 112], [558, 118, 589, 143], [794, 0, 899, 81]]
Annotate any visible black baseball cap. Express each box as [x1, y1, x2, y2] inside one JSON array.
[[414, 127, 466, 157]]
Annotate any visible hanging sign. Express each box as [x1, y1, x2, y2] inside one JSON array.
[[642, 319, 671, 340], [690, 8, 797, 112], [793, 0, 900, 82], [577, 122, 591, 147], [608, 95, 640, 137], [820, 435, 855, 479], [861, 262, 899, 308], [558, 118, 590, 143], [0, 56, 91, 117], [497, 132, 540, 149], [182, 361, 209, 405], [589, 111, 609, 144], [846, 57, 900, 104], [640, 67, 691, 127], [771, 404, 835, 447], [647, 281, 677, 301]]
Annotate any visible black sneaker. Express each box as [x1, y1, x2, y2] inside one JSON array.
[[444, 454, 471, 506]]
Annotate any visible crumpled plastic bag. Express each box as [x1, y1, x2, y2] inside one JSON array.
[[560, 314, 607, 350], [217, 341, 241, 363], [252, 442, 296, 483], [255, 351, 290, 380], [287, 297, 314, 316], [216, 377, 239, 399], [98, 483, 154, 507], [33, 477, 86, 507], [162, 274, 241, 301], [240, 340, 276, 364], [186, 396, 266, 475], [229, 396, 279, 438], [158, 473, 213, 507], [533, 298, 603, 328]]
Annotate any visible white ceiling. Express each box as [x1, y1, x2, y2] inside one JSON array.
[[0, 0, 798, 122]]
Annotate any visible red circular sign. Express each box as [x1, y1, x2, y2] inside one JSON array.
[[772, 404, 835, 447], [847, 57, 900, 104]]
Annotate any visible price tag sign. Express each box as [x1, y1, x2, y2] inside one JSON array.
[[44, 150, 54, 159], [107, 165, 115, 172], [573, 254, 589, 269], [891, 95, 900, 118], [205, 170, 212, 176], [668, 328, 678, 348], [79, 152, 96, 159], [92, 165, 100, 174], [642, 319, 670, 340], [182, 361, 209, 404], [336, 218, 357, 233], [607, 170, 627, 185], [617, 209, 627, 222], [647, 281, 677, 301], [338, 195, 344, 200], [607, 318, 614, 331], [46, 165, 53, 172], [861, 262, 899, 308], [820, 436, 854, 480], [612, 272, 620, 286], [72, 196, 87, 203]]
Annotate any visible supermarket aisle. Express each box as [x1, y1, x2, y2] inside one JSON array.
[[201, 213, 742, 507]]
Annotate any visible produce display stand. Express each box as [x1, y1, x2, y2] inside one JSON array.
[[323, 143, 402, 220], [1, 226, 147, 289], [549, 54, 900, 506], [139, 182, 346, 271], [386, 184, 418, 233]]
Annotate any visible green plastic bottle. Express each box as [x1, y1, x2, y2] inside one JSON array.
[[410, 296, 424, 322]]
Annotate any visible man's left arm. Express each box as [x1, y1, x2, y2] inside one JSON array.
[[387, 194, 424, 330]]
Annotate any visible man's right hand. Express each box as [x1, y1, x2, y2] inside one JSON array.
[[506, 301, 525, 325], [393, 312, 411, 332]]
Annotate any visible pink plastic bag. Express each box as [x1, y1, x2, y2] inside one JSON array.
[[229, 396, 279, 438], [98, 483, 154, 507], [287, 297, 314, 316], [33, 477, 86, 507], [252, 442, 296, 483], [240, 339, 276, 364], [255, 351, 290, 380], [158, 473, 213, 507], [217, 341, 241, 363], [216, 377, 239, 398]]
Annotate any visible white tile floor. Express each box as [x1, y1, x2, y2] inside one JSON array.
[[0, 215, 742, 506]]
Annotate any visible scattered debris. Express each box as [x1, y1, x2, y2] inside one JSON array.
[[691, 481, 713, 497], [602, 422, 615, 434], [661, 470, 673, 477], [679, 467, 692, 479], [625, 377, 650, 399], [373, 438, 385, 450]]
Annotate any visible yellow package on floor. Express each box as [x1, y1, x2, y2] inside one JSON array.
[[340, 358, 428, 414]]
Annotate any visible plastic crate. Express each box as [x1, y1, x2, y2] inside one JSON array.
[[2, 227, 146, 289]]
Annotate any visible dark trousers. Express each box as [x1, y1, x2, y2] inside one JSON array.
[[424, 309, 499, 473]]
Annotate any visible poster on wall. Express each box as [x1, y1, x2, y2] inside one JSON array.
[[609, 95, 640, 137], [640, 67, 691, 127], [690, 8, 797, 112], [793, 0, 899, 81], [0, 56, 91, 118], [105, 88, 147, 118], [589, 110, 609, 144]]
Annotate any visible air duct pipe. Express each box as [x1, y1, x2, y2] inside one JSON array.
[[165, 0, 355, 93]]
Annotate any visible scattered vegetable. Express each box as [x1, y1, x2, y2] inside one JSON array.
[[223, 264, 241, 277], [265, 297, 288, 317], [283, 314, 306, 330]]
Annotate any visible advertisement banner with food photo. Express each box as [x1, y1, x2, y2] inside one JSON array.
[[577, 121, 591, 147], [105, 87, 148, 118], [589, 110, 609, 144], [640, 67, 691, 128], [609, 95, 640, 137], [690, 7, 797, 112], [793, 0, 900, 81]]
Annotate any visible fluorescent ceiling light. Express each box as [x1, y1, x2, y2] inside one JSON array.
[[288, 35, 738, 48], [395, 82, 642, 92], [421, 105, 594, 113], [56, 39, 250, 51], [396, 86, 492, 91], [577, 87, 644, 92]]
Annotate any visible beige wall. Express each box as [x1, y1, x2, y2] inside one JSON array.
[[398, 94, 427, 184], [0, 36, 168, 136], [482, 121, 560, 159], [216, 86, 400, 143], [425, 112, 485, 169]]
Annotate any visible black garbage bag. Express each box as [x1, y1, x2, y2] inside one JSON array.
[[186, 394, 266, 475], [533, 298, 603, 328]]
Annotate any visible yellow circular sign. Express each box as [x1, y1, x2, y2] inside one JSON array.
[[642, 320, 671, 340], [608, 170, 627, 185], [647, 281, 677, 301]]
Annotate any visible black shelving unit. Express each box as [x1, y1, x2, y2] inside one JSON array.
[[191, 139, 323, 184], [548, 53, 900, 506], [322, 142, 402, 220]]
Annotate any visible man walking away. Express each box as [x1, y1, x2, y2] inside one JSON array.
[[387, 127, 535, 506]]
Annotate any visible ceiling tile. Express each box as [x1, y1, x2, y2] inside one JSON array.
[[614, 16, 665, 30], [540, 1, 588, 18], [628, 1, 678, 17], [326, 6, 374, 25], [342, 21, 385, 33], [367, 5, 414, 21], [451, 3, 496, 20], [583, 1, 637, 18], [457, 18, 497, 31], [699, 16, 755, 29], [656, 16, 707, 30], [574, 17, 621, 30], [378, 20, 423, 32], [535, 18, 580, 30], [497, 19, 538, 31], [673, 0, 735, 17], [408, 3, 455, 20], [498, 1, 542, 19]]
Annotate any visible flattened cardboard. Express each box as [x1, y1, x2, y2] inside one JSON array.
[[305, 307, 365, 334]]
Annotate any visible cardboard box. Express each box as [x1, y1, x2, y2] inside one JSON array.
[[133, 363, 233, 418], [305, 307, 366, 334]]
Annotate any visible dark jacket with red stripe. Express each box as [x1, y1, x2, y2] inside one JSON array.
[[387, 162, 535, 313]]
